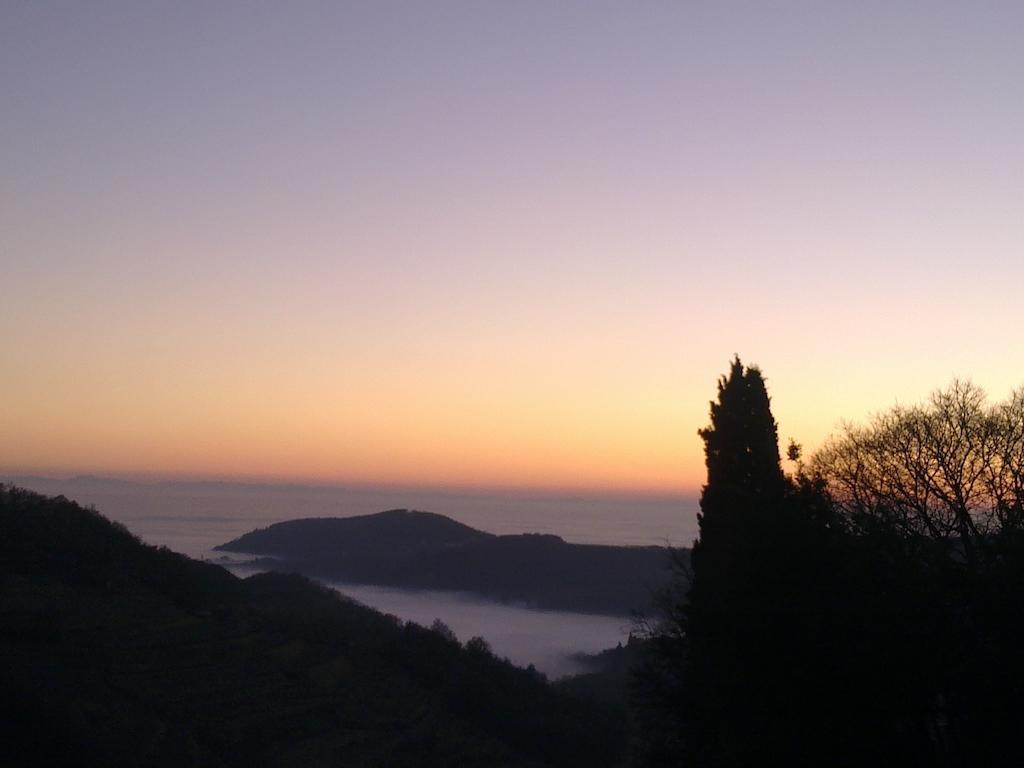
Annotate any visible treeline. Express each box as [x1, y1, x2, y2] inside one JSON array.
[[0, 486, 625, 767], [640, 359, 1024, 766]]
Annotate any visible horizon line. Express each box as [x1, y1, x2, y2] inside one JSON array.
[[1, 468, 700, 501]]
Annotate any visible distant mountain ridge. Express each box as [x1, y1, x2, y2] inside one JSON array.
[[217, 509, 679, 616], [223, 509, 493, 556]]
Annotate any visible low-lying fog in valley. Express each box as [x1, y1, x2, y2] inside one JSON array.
[[323, 582, 632, 678], [10, 475, 687, 678]]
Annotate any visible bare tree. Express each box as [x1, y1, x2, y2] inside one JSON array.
[[990, 387, 1024, 528], [811, 381, 1024, 567]]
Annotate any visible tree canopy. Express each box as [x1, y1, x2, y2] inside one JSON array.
[[640, 361, 1024, 766], [812, 380, 1024, 566]]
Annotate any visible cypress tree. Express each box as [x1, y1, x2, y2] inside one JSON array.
[[683, 358, 809, 765], [694, 356, 786, 563], [642, 359, 957, 766]]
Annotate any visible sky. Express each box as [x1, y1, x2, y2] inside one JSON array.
[[2, 2, 1023, 493]]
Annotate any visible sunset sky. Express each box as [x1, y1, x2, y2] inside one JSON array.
[[3, 2, 1022, 493]]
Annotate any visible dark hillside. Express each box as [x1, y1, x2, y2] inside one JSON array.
[[0, 486, 626, 767], [218, 512, 677, 615]]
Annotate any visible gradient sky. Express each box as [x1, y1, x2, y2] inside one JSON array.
[[3, 2, 1023, 492]]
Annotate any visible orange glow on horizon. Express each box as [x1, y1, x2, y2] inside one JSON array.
[[4, 5, 1022, 493]]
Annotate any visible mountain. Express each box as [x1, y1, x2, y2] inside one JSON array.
[[222, 509, 491, 557], [0, 485, 626, 767], [216, 510, 679, 616]]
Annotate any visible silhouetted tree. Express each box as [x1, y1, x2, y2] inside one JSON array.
[[812, 380, 1024, 568], [811, 381, 1024, 764], [684, 358, 806, 764], [688, 357, 788, 622], [642, 359, 855, 766], [641, 367, 1024, 766]]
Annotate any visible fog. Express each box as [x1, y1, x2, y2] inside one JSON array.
[[325, 582, 633, 679], [14, 475, 669, 678]]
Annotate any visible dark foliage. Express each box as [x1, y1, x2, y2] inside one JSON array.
[[676, 358, 854, 765], [640, 360, 1024, 767]]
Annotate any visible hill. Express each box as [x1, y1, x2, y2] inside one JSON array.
[[216, 511, 678, 615], [0, 485, 627, 767]]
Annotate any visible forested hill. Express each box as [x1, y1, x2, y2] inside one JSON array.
[[217, 511, 678, 616], [0, 485, 627, 767]]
